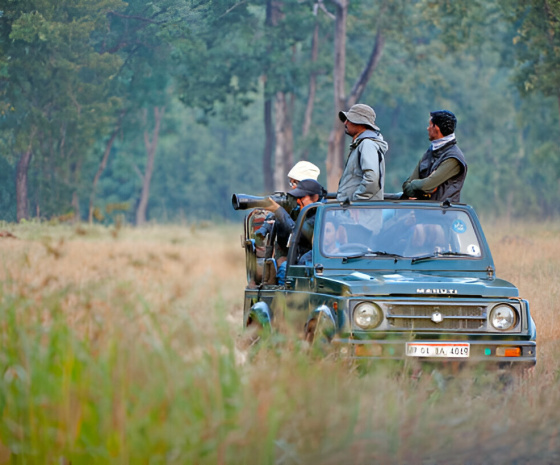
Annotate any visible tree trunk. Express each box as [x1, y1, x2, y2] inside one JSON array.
[[273, 91, 294, 191], [325, 0, 386, 192], [541, 1, 560, 134], [16, 130, 36, 222], [72, 190, 80, 223], [89, 113, 124, 223], [136, 106, 164, 226], [557, 92, 560, 134], [326, 0, 348, 192], [286, 92, 295, 179], [16, 149, 33, 222], [265, 0, 286, 192], [263, 96, 274, 192], [300, 21, 320, 161]]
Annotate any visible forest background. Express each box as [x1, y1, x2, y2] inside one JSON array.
[[0, 0, 559, 226]]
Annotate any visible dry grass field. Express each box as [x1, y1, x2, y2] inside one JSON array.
[[0, 219, 557, 464]]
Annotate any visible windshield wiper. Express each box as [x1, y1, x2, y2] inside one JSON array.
[[411, 251, 474, 264], [342, 250, 404, 263], [370, 250, 405, 259]]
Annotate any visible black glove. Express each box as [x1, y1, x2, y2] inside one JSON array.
[[402, 181, 416, 198]]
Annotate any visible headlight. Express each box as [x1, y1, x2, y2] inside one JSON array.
[[490, 305, 517, 331], [353, 302, 383, 329]]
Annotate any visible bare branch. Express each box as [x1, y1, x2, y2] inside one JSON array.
[[348, 29, 385, 105], [219, 1, 248, 19], [89, 110, 127, 222], [347, 1, 390, 104], [69, 92, 81, 116], [131, 160, 144, 182], [317, 1, 335, 20]]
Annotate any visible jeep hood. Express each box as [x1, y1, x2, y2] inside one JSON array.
[[316, 271, 520, 298]]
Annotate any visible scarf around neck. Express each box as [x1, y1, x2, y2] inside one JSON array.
[[431, 133, 456, 151]]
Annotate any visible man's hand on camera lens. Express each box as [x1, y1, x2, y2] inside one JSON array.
[[264, 197, 280, 212]]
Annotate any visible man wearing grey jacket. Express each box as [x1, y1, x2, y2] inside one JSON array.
[[337, 104, 389, 203]]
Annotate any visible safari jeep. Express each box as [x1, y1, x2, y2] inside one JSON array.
[[238, 197, 537, 367]]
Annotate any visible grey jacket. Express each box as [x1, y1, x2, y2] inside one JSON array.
[[337, 129, 389, 202]]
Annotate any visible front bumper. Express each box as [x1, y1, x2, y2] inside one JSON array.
[[332, 337, 537, 366]]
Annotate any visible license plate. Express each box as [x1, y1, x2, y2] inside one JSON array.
[[406, 342, 470, 358]]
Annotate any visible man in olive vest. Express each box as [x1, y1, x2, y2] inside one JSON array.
[[402, 110, 467, 202]]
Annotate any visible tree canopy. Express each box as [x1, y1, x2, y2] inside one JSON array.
[[0, 0, 558, 224]]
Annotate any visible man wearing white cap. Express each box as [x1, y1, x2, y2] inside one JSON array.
[[263, 179, 326, 284], [257, 160, 321, 239], [337, 103, 389, 202], [287, 160, 320, 188], [256, 161, 321, 284]]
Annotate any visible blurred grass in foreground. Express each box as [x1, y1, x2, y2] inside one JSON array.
[[0, 220, 557, 464]]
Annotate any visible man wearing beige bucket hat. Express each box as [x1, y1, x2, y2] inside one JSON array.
[[337, 103, 388, 203]]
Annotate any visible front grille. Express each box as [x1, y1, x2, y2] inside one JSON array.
[[386, 304, 487, 331]]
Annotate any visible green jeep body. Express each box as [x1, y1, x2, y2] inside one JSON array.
[[241, 199, 536, 366]]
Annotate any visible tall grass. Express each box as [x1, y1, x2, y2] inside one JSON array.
[[0, 220, 557, 464]]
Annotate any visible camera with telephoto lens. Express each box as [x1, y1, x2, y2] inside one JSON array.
[[231, 192, 296, 212]]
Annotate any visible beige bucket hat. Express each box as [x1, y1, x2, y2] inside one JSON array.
[[339, 103, 379, 131], [287, 161, 320, 181]]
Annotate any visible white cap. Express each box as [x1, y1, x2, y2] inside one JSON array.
[[287, 161, 320, 181]]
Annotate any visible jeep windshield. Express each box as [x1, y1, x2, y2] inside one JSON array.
[[320, 206, 482, 260]]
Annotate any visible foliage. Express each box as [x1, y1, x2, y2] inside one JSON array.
[[501, 0, 560, 99], [0, 0, 559, 222], [169, 0, 263, 118], [0, 0, 126, 218]]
